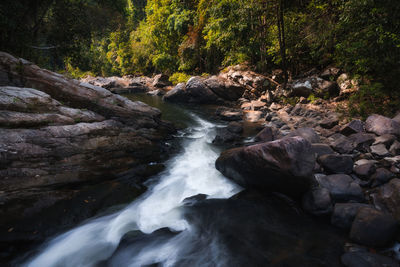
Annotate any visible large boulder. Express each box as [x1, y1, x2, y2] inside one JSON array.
[[365, 114, 400, 137], [204, 76, 245, 101], [349, 207, 397, 247], [285, 127, 320, 144], [289, 77, 339, 98], [372, 178, 400, 221], [216, 137, 315, 197], [152, 73, 171, 88]]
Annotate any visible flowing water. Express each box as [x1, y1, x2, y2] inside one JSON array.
[[23, 100, 242, 267]]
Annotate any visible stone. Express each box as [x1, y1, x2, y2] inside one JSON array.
[[348, 133, 375, 152], [330, 133, 355, 154], [373, 134, 397, 147], [370, 144, 391, 157], [227, 122, 243, 134], [285, 127, 320, 144], [340, 120, 364, 136], [350, 207, 397, 247], [302, 187, 333, 215], [216, 108, 243, 121], [365, 114, 400, 137], [204, 76, 245, 101], [331, 203, 373, 229], [315, 174, 364, 203], [353, 163, 376, 179], [341, 251, 399, 267], [372, 179, 400, 221], [152, 73, 171, 88], [244, 111, 264, 122], [337, 73, 359, 96], [389, 140, 400, 155], [371, 168, 395, 187], [311, 143, 335, 157], [254, 126, 275, 142], [320, 117, 339, 129], [216, 137, 315, 197], [318, 154, 354, 174], [289, 77, 339, 98], [212, 128, 241, 145], [393, 113, 400, 124]]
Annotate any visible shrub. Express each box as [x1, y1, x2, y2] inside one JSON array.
[[169, 72, 192, 85]]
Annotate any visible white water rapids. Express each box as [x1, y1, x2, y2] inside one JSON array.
[[24, 114, 241, 267]]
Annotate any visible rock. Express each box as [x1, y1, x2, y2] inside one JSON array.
[[311, 143, 334, 157], [315, 174, 364, 203], [320, 66, 342, 81], [341, 251, 399, 267], [213, 127, 241, 145], [215, 108, 243, 121], [340, 120, 364, 136], [289, 77, 339, 98], [254, 126, 275, 142], [390, 140, 400, 155], [320, 117, 339, 129], [373, 134, 397, 147], [353, 163, 376, 179], [163, 77, 222, 104], [146, 89, 164, 96], [350, 207, 397, 247], [318, 154, 354, 174], [331, 203, 373, 229], [371, 168, 395, 187], [152, 74, 171, 88], [348, 133, 376, 152], [354, 159, 378, 167], [204, 76, 245, 101], [330, 133, 355, 154], [183, 193, 346, 266], [227, 122, 243, 134], [302, 187, 333, 215], [244, 111, 264, 122], [393, 113, 400, 124], [365, 114, 400, 137], [285, 127, 320, 144], [216, 137, 315, 197], [370, 144, 391, 157], [372, 179, 400, 221]]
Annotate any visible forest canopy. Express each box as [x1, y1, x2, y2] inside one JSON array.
[[1, 0, 399, 92]]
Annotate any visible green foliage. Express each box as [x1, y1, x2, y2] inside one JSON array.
[[169, 72, 191, 85]]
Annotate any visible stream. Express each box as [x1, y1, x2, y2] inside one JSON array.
[[24, 95, 242, 266]]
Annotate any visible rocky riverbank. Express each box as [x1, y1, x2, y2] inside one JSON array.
[[0, 52, 175, 263], [90, 65, 400, 266]]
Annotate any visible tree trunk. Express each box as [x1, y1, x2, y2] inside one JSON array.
[[276, 0, 288, 88]]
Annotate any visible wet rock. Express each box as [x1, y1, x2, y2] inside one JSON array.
[[318, 154, 354, 174], [254, 126, 275, 142], [370, 144, 391, 157], [353, 163, 376, 179], [340, 120, 364, 136], [372, 179, 400, 221], [315, 174, 364, 203], [311, 143, 334, 157], [183, 193, 346, 266], [365, 114, 400, 137], [350, 207, 397, 247], [285, 127, 320, 144], [227, 122, 243, 134], [216, 137, 315, 197], [331, 203, 373, 229], [341, 251, 399, 267], [371, 168, 395, 187], [213, 128, 241, 145], [215, 108, 243, 121], [302, 187, 333, 215], [163, 83, 187, 102]]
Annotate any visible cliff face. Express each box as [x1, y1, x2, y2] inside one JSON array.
[[0, 52, 173, 262]]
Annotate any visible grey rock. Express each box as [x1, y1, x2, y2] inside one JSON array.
[[371, 168, 395, 187], [330, 133, 355, 154], [389, 140, 400, 155], [353, 163, 376, 179], [312, 143, 335, 157], [331, 203, 373, 229], [286, 127, 320, 144], [254, 126, 275, 142], [302, 187, 333, 215], [373, 134, 397, 147], [350, 207, 397, 247], [341, 120, 364, 136], [372, 178, 400, 221], [319, 154, 354, 174], [316, 174, 364, 202], [370, 144, 391, 157], [365, 114, 400, 137]]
